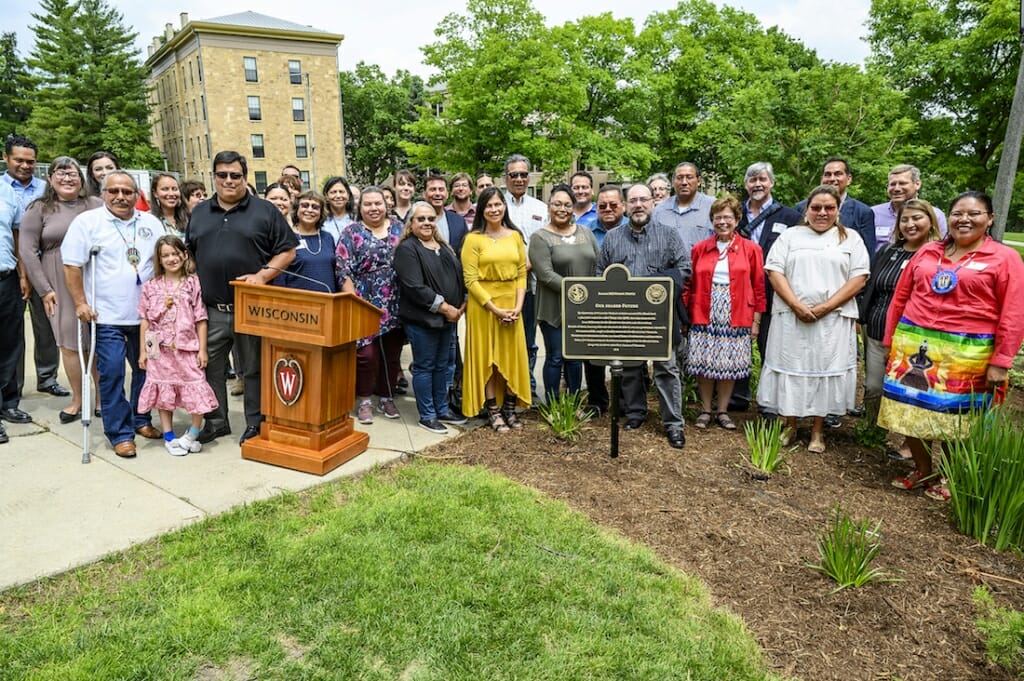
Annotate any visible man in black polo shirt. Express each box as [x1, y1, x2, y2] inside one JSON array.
[[187, 151, 297, 445]]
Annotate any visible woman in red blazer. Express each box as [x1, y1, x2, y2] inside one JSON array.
[[683, 195, 766, 429]]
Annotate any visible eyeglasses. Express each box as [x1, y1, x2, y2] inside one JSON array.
[[506, 171, 529, 179], [949, 211, 989, 219], [105, 188, 136, 196], [808, 205, 838, 212], [53, 170, 79, 179], [597, 202, 621, 210], [413, 216, 435, 223], [548, 201, 572, 210], [214, 171, 244, 181], [627, 197, 653, 205], [298, 202, 322, 210]]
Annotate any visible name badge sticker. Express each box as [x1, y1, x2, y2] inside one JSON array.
[[965, 262, 988, 271], [900, 260, 909, 270], [771, 222, 787, 234]]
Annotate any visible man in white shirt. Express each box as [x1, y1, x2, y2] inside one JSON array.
[[62, 171, 163, 458], [502, 154, 546, 397]]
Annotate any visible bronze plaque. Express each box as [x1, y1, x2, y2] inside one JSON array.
[[562, 264, 673, 361]]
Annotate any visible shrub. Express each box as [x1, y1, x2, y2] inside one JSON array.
[[807, 506, 893, 592], [744, 417, 787, 476], [537, 390, 592, 442], [852, 418, 888, 450], [943, 406, 1024, 550], [974, 586, 1024, 676]]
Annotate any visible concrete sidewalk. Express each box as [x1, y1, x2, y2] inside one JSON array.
[[0, 350, 463, 592]]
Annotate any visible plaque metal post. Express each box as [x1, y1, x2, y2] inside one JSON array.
[[609, 360, 623, 458]]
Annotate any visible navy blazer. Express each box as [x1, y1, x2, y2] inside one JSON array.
[[445, 209, 468, 256], [796, 195, 876, 258], [737, 201, 802, 261]]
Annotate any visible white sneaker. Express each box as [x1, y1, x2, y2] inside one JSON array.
[[172, 436, 202, 453], [165, 440, 188, 456]]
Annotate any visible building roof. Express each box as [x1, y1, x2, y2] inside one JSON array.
[[201, 11, 331, 35]]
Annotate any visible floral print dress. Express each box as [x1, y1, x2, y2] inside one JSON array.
[[335, 219, 404, 347]]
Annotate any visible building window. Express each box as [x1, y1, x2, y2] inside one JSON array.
[[248, 96, 261, 121], [299, 171, 310, 190], [201, 95, 207, 121], [197, 56, 203, 82], [294, 135, 308, 159], [289, 60, 302, 85], [243, 56, 258, 82], [205, 134, 211, 158], [251, 134, 265, 159], [189, 61, 194, 87], [254, 171, 268, 194], [291, 98, 305, 122]]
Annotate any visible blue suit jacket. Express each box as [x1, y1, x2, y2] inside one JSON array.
[[445, 209, 468, 256]]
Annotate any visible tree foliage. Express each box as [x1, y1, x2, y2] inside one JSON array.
[[405, 0, 586, 176], [340, 63, 424, 185], [0, 33, 34, 140], [867, 0, 1022, 192], [26, 0, 160, 167]]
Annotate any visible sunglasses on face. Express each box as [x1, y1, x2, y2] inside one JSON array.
[[214, 171, 244, 180]]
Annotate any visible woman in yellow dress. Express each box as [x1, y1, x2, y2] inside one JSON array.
[[462, 187, 531, 432]]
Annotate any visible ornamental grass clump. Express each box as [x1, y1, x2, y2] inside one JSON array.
[[808, 506, 893, 592], [744, 417, 787, 477], [943, 405, 1024, 551], [537, 390, 592, 441]]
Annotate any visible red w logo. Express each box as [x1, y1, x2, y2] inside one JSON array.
[[273, 357, 304, 407]]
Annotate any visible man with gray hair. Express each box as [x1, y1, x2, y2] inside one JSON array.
[[62, 170, 163, 457], [731, 162, 802, 412], [503, 154, 546, 398], [871, 164, 947, 251]]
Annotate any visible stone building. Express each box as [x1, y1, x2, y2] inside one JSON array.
[[145, 12, 345, 192]]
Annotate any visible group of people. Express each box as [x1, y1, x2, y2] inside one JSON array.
[[3, 136, 1023, 503]]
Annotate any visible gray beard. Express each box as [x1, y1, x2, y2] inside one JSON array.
[[629, 213, 650, 229]]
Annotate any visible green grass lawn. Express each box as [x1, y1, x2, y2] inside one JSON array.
[[0, 463, 782, 681]]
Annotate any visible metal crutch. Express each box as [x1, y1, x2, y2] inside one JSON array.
[[77, 246, 100, 464]]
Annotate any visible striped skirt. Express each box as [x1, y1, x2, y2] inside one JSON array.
[[877, 317, 995, 441], [687, 283, 752, 381]]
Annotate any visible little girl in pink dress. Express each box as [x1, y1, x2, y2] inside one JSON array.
[[137, 235, 218, 456]]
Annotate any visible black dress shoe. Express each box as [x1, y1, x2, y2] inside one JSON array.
[[239, 425, 260, 444], [0, 424, 8, 444], [624, 417, 645, 430], [197, 424, 232, 444], [39, 384, 70, 397], [59, 410, 82, 424], [666, 427, 685, 449], [0, 408, 32, 424], [726, 399, 750, 412]]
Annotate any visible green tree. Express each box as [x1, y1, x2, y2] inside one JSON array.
[[340, 63, 424, 185], [0, 33, 34, 139], [26, 0, 160, 167], [867, 0, 1021, 192], [550, 14, 656, 178], [632, 0, 820, 176], [695, 63, 928, 205], [404, 0, 585, 176]]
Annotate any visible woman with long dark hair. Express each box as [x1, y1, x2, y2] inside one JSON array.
[[150, 173, 188, 238], [881, 191, 1024, 500], [462, 187, 530, 431], [322, 176, 354, 242]]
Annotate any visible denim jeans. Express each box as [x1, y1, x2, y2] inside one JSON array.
[[96, 324, 151, 446], [405, 321, 455, 422], [539, 321, 581, 399]]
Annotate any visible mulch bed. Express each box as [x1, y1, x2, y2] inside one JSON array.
[[434, 406, 1024, 681]]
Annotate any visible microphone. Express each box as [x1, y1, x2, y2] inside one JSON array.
[[261, 265, 334, 294]]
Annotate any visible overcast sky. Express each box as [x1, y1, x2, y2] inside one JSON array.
[[9, 0, 872, 76]]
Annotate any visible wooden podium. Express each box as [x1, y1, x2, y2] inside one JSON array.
[[231, 282, 382, 475]]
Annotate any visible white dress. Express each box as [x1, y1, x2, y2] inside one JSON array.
[[756, 225, 870, 416]]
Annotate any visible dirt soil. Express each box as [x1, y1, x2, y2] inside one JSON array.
[[435, 401, 1024, 681]]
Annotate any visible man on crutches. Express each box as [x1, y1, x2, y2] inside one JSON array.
[[62, 171, 163, 458]]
